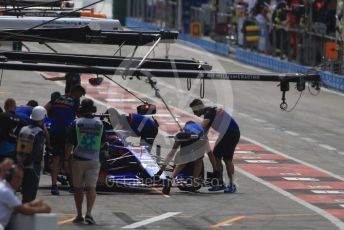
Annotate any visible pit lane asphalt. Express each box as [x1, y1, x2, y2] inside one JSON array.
[[1, 40, 343, 229]]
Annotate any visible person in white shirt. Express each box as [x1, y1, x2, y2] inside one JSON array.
[[0, 165, 51, 228]]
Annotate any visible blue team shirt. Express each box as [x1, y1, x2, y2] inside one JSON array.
[[183, 122, 204, 136], [16, 106, 33, 124], [49, 95, 79, 135], [129, 113, 156, 135]]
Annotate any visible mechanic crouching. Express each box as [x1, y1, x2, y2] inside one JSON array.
[[157, 121, 207, 195], [64, 99, 105, 225]]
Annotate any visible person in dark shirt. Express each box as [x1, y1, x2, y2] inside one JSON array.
[[190, 99, 240, 193], [0, 98, 27, 162], [45, 85, 86, 195], [41, 72, 81, 94]]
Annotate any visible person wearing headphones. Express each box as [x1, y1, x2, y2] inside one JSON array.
[[65, 99, 104, 225], [16, 106, 47, 203], [0, 165, 51, 228], [109, 108, 159, 152]]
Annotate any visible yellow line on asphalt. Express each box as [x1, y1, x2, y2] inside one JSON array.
[[212, 215, 245, 228], [58, 214, 76, 225]]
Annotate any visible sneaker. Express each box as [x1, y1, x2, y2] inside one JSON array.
[[162, 179, 172, 195], [73, 216, 84, 224], [51, 185, 60, 195], [85, 215, 96, 225], [68, 186, 75, 194], [208, 184, 226, 192], [184, 184, 202, 193], [224, 184, 237, 193]]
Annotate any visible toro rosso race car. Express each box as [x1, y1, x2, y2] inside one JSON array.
[[95, 108, 216, 192], [44, 106, 215, 192]]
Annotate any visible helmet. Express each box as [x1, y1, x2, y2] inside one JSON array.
[[30, 106, 47, 121]]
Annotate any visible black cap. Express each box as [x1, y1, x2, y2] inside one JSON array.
[[79, 98, 97, 114]]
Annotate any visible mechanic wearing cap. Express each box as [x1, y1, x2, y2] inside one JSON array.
[[41, 72, 81, 94], [45, 85, 86, 195], [110, 108, 159, 152], [0, 98, 27, 163], [16, 106, 47, 203], [65, 98, 104, 225], [157, 121, 206, 195], [189, 99, 240, 193]]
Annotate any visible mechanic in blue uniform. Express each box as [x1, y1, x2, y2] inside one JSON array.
[[16, 106, 47, 203], [157, 121, 207, 195], [45, 85, 86, 195], [189, 99, 240, 193], [0, 98, 27, 162], [111, 108, 159, 152], [65, 98, 105, 225], [15, 100, 38, 124]]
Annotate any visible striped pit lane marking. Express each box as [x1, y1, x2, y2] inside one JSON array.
[[121, 212, 181, 229], [42, 72, 344, 227]]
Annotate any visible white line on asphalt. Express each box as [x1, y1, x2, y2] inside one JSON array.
[[238, 113, 250, 117], [253, 118, 267, 123], [262, 127, 276, 130], [311, 190, 344, 194], [284, 131, 300, 136], [122, 212, 181, 229], [301, 137, 317, 143], [319, 144, 337, 151], [282, 177, 319, 181], [98, 91, 120, 95], [340, 204, 344, 208], [338, 152, 344, 156], [105, 98, 138, 102]]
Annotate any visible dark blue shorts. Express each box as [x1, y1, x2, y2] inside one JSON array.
[[50, 134, 66, 157], [214, 130, 240, 161]]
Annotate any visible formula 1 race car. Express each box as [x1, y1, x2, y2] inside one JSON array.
[[44, 107, 216, 192], [96, 108, 216, 192], [97, 129, 167, 189]]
